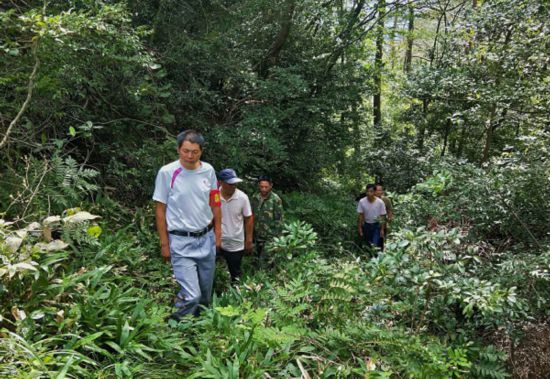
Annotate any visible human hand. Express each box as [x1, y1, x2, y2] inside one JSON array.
[[245, 240, 253, 255], [358, 228, 363, 237], [380, 229, 385, 238], [161, 245, 171, 263]]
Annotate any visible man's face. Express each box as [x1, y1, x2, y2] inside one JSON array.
[[258, 180, 272, 197], [375, 186, 384, 198], [178, 141, 202, 165], [367, 187, 376, 199], [221, 182, 237, 196]]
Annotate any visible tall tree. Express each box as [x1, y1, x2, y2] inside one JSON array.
[[403, 0, 414, 73], [373, 0, 385, 128], [389, 10, 399, 70]]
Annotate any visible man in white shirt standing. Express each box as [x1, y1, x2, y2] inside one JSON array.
[[218, 168, 253, 283], [357, 183, 387, 249], [153, 130, 222, 320]]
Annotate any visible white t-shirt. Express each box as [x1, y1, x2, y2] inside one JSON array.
[[153, 160, 218, 232], [356, 197, 387, 223], [221, 189, 252, 252]]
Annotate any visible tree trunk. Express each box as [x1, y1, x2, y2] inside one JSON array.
[[450, 131, 457, 155], [390, 11, 399, 70], [481, 106, 497, 164], [373, 0, 385, 128], [404, 0, 414, 73], [482, 123, 494, 164], [320, 0, 365, 89], [457, 124, 467, 157], [441, 118, 451, 157], [417, 99, 429, 151], [257, 1, 296, 79]]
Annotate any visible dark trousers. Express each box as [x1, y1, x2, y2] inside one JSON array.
[[362, 222, 382, 248], [218, 248, 244, 282], [254, 239, 268, 267], [255, 239, 265, 258]]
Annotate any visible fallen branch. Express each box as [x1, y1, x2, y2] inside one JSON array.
[[296, 358, 311, 379]]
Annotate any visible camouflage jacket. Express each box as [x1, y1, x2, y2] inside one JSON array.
[[251, 191, 284, 241], [381, 196, 393, 215]]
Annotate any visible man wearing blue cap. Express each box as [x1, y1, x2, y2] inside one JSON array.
[[218, 168, 253, 283]]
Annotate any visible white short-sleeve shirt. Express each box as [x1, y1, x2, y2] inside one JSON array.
[[356, 197, 387, 223], [153, 160, 218, 232], [220, 189, 252, 252]]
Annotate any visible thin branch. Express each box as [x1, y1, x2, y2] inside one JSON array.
[[66, 115, 172, 137], [296, 358, 312, 379], [324, 0, 408, 76], [412, 54, 431, 61], [21, 159, 49, 220], [98, 118, 173, 137], [0, 41, 40, 150], [494, 189, 542, 250]]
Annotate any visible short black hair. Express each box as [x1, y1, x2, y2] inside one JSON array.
[[257, 175, 272, 184], [366, 183, 376, 191], [177, 130, 205, 149]]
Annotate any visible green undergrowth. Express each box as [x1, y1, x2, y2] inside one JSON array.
[[2, 199, 547, 378], [2, 158, 549, 377]]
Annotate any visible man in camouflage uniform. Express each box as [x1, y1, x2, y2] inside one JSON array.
[[250, 175, 284, 263]]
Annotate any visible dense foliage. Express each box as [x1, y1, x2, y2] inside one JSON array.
[[1, 0, 548, 377], [2, 171, 548, 377]]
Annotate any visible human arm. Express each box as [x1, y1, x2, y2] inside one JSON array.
[[386, 197, 394, 221], [242, 196, 254, 254], [211, 204, 222, 251], [208, 169, 222, 251], [379, 200, 387, 238], [273, 196, 284, 233], [155, 201, 170, 262], [356, 201, 364, 237], [244, 215, 253, 254], [152, 168, 170, 263]]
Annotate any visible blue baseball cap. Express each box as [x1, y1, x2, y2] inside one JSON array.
[[218, 168, 243, 184]]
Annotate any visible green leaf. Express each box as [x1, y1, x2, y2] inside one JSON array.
[[161, 113, 175, 124], [86, 224, 102, 238], [54, 355, 74, 379], [216, 305, 240, 317], [105, 341, 124, 354], [119, 320, 131, 347], [73, 332, 104, 349]]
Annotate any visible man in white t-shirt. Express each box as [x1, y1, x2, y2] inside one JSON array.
[[357, 183, 387, 249], [217, 168, 253, 283], [153, 130, 222, 320]]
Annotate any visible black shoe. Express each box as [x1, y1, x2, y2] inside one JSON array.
[[164, 312, 182, 323]]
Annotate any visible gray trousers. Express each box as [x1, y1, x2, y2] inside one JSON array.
[[169, 230, 216, 317]]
